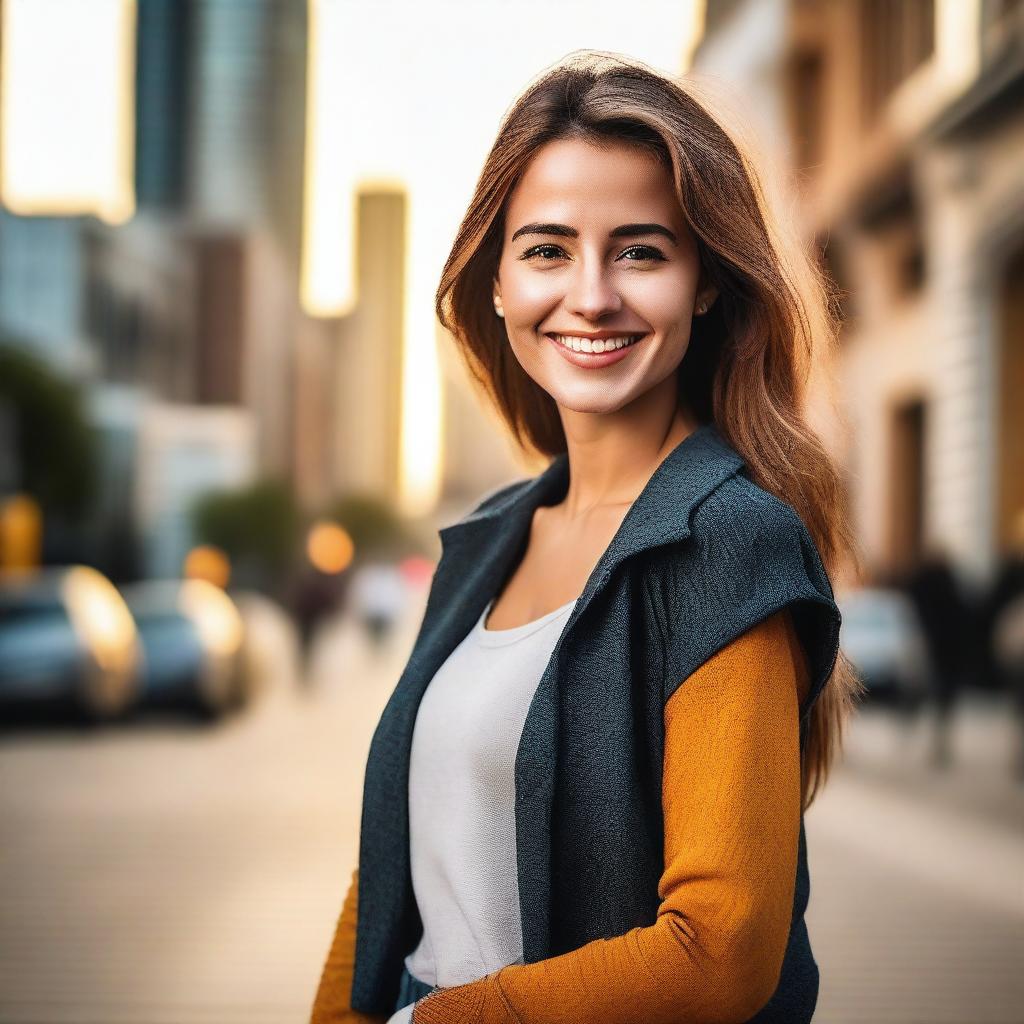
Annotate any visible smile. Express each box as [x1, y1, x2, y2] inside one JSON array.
[[549, 333, 645, 353], [544, 331, 650, 368]]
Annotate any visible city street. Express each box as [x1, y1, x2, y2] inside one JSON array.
[[1, 601, 1022, 1024], [3, 4, 1022, 1024], [805, 703, 1024, 1023]]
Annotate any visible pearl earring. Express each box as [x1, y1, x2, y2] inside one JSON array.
[[494, 303, 504, 318], [696, 301, 707, 314]]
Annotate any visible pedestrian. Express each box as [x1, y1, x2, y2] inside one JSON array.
[[288, 566, 346, 684], [902, 547, 973, 768], [310, 51, 859, 1024], [986, 510, 1024, 778], [349, 561, 409, 653]]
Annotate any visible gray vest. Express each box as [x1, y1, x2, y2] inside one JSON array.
[[351, 422, 842, 1022]]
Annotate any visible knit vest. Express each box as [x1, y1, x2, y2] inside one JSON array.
[[352, 422, 842, 1022]]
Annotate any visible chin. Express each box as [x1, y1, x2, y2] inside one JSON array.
[[546, 389, 635, 416]]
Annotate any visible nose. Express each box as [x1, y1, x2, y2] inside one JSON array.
[[564, 258, 623, 321]]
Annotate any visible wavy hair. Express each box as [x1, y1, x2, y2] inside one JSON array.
[[435, 50, 863, 811]]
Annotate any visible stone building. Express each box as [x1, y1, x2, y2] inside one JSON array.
[[695, 0, 1024, 586]]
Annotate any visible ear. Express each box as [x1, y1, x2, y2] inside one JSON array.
[[696, 274, 719, 312], [492, 275, 501, 305]]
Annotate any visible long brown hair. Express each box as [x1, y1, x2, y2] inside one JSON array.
[[435, 50, 863, 811]]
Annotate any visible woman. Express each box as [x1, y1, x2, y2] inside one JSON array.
[[310, 50, 860, 1024]]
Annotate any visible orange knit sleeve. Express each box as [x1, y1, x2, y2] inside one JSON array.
[[411, 605, 810, 1024], [310, 867, 388, 1024]]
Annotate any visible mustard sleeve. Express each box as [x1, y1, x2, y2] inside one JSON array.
[[411, 605, 810, 1024], [310, 867, 388, 1024]]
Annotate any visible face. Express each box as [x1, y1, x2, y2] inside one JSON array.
[[492, 136, 716, 417]]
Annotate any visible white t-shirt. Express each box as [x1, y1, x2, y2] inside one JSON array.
[[385, 594, 577, 1024]]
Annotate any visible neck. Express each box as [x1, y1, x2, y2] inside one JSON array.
[[556, 388, 700, 519]]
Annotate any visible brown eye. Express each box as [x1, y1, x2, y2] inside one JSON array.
[[618, 246, 666, 262], [520, 244, 566, 261]]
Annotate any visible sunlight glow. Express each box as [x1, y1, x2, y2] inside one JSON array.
[[301, 0, 357, 316], [302, 0, 704, 514], [935, 0, 982, 86], [0, 0, 136, 223]]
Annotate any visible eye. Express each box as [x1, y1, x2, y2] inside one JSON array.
[[618, 245, 666, 262], [518, 243, 667, 263], [519, 244, 566, 261]]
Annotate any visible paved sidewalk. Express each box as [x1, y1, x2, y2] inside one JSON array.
[[837, 693, 1024, 830], [806, 696, 1024, 1023], [1, 600, 1021, 1023]]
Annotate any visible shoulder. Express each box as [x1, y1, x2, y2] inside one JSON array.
[[692, 470, 809, 552], [682, 471, 832, 601], [661, 471, 841, 715]]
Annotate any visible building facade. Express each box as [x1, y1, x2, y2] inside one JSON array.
[[695, 0, 1024, 587], [0, 0, 312, 579]]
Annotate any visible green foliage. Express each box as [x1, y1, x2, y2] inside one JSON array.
[[191, 479, 300, 582], [0, 341, 98, 518], [325, 493, 414, 560]]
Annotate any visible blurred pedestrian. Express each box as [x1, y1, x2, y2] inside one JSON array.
[[287, 567, 345, 684], [986, 510, 1024, 778], [903, 547, 972, 769], [348, 561, 407, 653]]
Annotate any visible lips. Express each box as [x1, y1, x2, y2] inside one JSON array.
[[543, 331, 650, 368]]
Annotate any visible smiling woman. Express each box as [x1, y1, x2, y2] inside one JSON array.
[[494, 139, 710, 394], [310, 49, 861, 1024]]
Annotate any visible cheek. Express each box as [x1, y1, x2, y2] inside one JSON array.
[[501, 268, 559, 320], [626, 270, 698, 323]]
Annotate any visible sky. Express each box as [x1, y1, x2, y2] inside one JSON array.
[[0, 0, 706, 512], [304, 0, 705, 510]]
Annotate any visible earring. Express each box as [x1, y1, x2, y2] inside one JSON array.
[[494, 302, 504, 318], [696, 301, 707, 314]]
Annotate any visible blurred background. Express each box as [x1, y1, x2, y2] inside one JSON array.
[[0, 1, 1021, 1022]]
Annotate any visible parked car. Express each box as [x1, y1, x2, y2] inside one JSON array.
[[837, 586, 930, 708], [0, 566, 141, 722], [119, 578, 248, 719]]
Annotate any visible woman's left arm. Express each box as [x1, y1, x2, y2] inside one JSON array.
[[412, 605, 810, 1024]]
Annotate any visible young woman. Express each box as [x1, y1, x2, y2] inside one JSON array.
[[310, 50, 860, 1024]]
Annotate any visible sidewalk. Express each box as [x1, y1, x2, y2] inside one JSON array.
[[837, 692, 1024, 833], [806, 694, 1024, 1023]]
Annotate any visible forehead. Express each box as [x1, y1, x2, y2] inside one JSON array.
[[505, 137, 683, 228]]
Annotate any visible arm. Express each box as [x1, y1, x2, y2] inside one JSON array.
[[310, 867, 388, 1024], [413, 606, 810, 1024]]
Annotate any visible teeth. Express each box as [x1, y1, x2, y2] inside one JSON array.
[[552, 333, 644, 353]]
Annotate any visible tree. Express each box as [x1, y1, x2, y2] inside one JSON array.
[[0, 341, 99, 521]]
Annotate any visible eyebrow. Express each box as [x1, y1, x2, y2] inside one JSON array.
[[509, 222, 678, 246]]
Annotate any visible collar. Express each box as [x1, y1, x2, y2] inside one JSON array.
[[437, 421, 745, 572]]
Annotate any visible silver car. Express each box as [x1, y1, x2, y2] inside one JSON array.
[[0, 566, 141, 722]]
